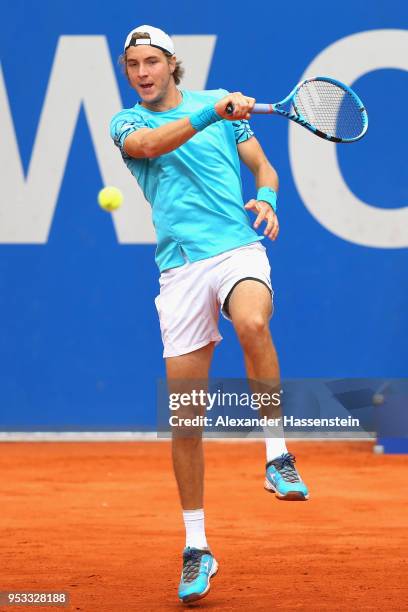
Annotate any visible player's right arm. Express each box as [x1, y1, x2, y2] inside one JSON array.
[[114, 93, 255, 159], [123, 118, 196, 159]]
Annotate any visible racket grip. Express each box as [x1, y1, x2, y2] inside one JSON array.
[[253, 104, 274, 114], [225, 102, 273, 115]]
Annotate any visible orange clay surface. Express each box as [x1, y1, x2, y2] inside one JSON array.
[[0, 441, 407, 611]]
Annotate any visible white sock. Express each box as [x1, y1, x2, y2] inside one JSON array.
[[263, 420, 288, 462], [264, 436, 288, 462], [183, 508, 208, 550]]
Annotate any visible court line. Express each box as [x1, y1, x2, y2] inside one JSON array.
[[0, 432, 375, 442]]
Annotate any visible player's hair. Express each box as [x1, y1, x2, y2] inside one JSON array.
[[118, 32, 185, 85]]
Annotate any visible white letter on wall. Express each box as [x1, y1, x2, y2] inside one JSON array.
[[289, 29, 408, 248], [0, 35, 216, 243]]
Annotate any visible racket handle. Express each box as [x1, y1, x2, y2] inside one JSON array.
[[225, 102, 274, 115], [253, 103, 274, 114]]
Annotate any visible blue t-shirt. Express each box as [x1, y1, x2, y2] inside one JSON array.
[[110, 89, 263, 272]]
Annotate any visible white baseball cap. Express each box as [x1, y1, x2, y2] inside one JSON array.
[[123, 25, 175, 55]]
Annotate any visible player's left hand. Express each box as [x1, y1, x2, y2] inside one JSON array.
[[244, 199, 279, 240]]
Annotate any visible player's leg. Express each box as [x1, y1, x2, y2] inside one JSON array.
[[227, 279, 309, 500], [156, 257, 225, 601], [167, 344, 219, 603], [166, 342, 214, 513], [227, 279, 284, 451], [226, 279, 278, 381]]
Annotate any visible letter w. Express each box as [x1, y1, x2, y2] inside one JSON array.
[[0, 35, 216, 243]]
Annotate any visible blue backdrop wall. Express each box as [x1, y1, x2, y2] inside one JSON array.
[[0, 1, 407, 429]]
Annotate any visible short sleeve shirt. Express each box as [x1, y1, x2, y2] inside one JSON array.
[[110, 89, 263, 272]]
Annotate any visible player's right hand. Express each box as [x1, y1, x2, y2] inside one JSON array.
[[215, 93, 256, 120]]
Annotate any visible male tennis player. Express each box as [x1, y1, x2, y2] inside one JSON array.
[[110, 25, 309, 604]]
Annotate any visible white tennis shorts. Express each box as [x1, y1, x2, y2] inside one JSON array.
[[154, 242, 273, 358]]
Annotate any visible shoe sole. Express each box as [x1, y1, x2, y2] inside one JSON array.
[[264, 478, 309, 501], [180, 559, 219, 604]]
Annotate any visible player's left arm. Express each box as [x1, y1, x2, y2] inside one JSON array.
[[238, 136, 279, 241]]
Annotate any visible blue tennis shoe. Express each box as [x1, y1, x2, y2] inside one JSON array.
[[265, 452, 309, 500], [178, 546, 218, 603]]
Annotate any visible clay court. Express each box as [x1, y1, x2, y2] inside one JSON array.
[[1, 441, 407, 611]]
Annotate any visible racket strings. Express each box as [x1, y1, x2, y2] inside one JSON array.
[[294, 80, 364, 139]]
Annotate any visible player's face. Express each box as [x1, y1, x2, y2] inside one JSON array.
[[125, 46, 175, 104]]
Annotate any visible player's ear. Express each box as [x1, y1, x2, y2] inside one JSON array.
[[168, 55, 177, 74]]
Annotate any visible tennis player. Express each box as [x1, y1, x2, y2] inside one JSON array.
[[110, 25, 309, 604]]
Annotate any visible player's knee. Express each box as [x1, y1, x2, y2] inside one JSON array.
[[234, 315, 269, 346]]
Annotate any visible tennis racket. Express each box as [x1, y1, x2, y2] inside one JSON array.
[[226, 76, 368, 143]]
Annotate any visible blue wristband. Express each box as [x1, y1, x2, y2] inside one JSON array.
[[190, 104, 222, 132], [257, 187, 277, 213]]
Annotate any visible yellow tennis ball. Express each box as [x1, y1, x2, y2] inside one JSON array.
[[97, 186, 123, 212]]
